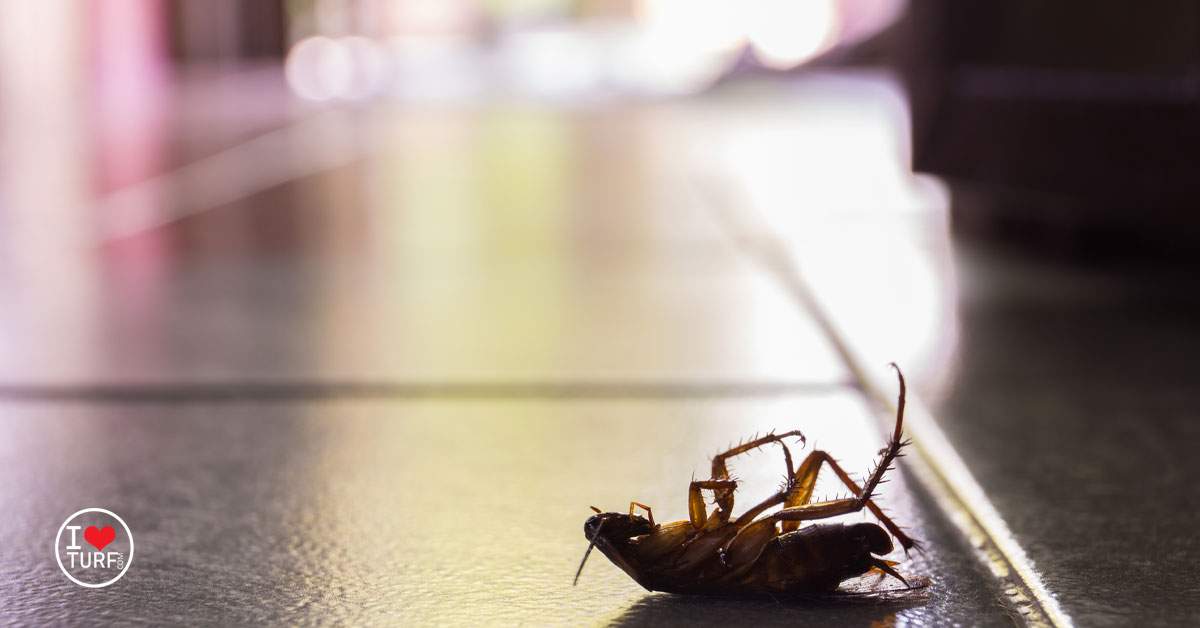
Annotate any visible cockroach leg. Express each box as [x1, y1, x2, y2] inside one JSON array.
[[628, 501, 655, 527], [687, 479, 738, 529], [728, 497, 868, 550], [708, 430, 806, 515], [781, 450, 823, 524], [769, 364, 915, 547], [729, 381, 913, 553], [780, 450, 917, 550], [730, 449, 902, 534], [579, 365, 921, 596], [719, 496, 877, 571], [729, 452, 827, 528], [711, 430, 806, 479], [719, 515, 782, 569]]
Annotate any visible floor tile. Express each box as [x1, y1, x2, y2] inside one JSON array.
[[0, 395, 1007, 625]]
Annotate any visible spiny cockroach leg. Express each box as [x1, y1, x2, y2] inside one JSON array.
[[579, 364, 922, 596], [707, 430, 806, 516], [733, 366, 915, 547], [688, 479, 738, 529], [781, 450, 917, 550], [628, 501, 655, 527]]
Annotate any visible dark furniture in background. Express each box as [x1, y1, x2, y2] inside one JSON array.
[[899, 1, 1200, 260]]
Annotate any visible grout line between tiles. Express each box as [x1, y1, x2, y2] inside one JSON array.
[[0, 380, 854, 403]]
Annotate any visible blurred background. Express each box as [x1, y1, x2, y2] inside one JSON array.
[[1, 1, 1198, 625]]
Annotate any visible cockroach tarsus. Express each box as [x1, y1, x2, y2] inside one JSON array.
[[574, 363, 924, 598]]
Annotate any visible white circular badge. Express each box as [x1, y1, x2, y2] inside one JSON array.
[[54, 508, 135, 588]]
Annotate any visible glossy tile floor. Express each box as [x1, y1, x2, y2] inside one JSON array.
[[1, 399, 1005, 625], [933, 250, 1200, 627], [0, 69, 1050, 625]]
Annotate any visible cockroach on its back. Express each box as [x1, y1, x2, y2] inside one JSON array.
[[574, 364, 921, 597]]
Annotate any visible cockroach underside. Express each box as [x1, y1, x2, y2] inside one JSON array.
[[574, 364, 921, 598]]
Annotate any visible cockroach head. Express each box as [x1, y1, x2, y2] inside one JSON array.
[[584, 512, 654, 544], [574, 511, 653, 586]]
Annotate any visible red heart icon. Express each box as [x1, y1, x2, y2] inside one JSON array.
[[84, 525, 116, 551]]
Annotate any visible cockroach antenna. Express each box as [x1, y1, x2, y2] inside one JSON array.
[[572, 519, 606, 586]]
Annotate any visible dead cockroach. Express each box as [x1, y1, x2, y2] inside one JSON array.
[[574, 364, 920, 597]]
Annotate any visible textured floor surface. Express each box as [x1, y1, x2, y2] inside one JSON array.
[[0, 398, 1009, 625]]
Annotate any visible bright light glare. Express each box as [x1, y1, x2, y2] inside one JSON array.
[[341, 36, 389, 100], [621, 0, 746, 93], [701, 78, 956, 376], [746, 0, 839, 69], [385, 35, 483, 102], [286, 36, 389, 101], [286, 36, 352, 101], [503, 28, 601, 97], [626, 0, 841, 88], [635, 0, 745, 55]]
